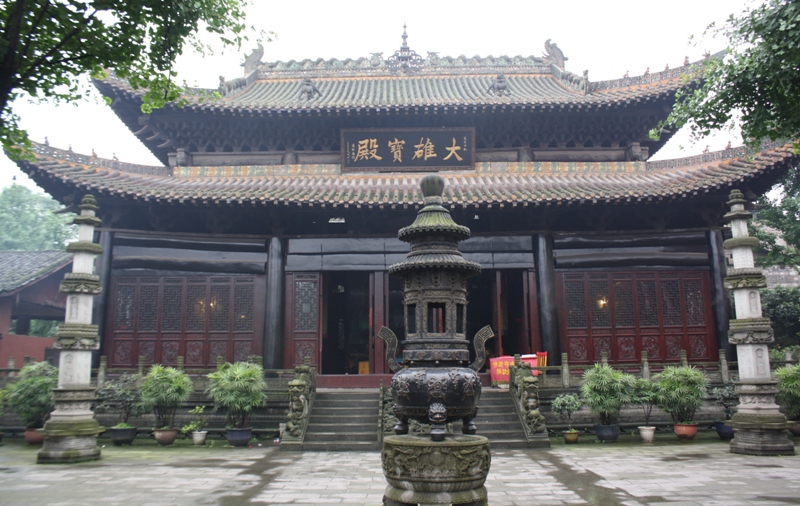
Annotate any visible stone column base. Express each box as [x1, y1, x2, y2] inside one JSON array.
[[729, 413, 795, 456], [37, 419, 104, 464]]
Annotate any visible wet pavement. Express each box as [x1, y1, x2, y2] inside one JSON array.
[[0, 432, 798, 505]]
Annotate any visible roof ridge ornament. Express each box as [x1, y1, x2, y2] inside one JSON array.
[[487, 74, 510, 96], [299, 78, 322, 100], [387, 23, 424, 74], [242, 42, 264, 75], [542, 39, 567, 69]]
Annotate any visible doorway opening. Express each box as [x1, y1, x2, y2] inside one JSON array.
[[321, 272, 370, 374]]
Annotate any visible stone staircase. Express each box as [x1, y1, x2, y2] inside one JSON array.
[[302, 389, 381, 451], [301, 387, 533, 451], [473, 388, 530, 448]]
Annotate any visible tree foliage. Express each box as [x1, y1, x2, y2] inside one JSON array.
[[759, 285, 800, 348], [652, 0, 800, 153], [0, 0, 264, 158], [0, 184, 75, 250]]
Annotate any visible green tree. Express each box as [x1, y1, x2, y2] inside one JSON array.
[[652, 0, 800, 152], [0, 0, 264, 158], [752, 165, 800, 268], [0, 184, 75, 250], [760, 286, 800, 348]]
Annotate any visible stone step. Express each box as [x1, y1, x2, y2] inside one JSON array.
[[302, 441, 381, 452], [309, 408, 378, 419], [313, 400, 376, 409], [304, 431, 378, 442], [314, 402, 378, 415], [307, 422, 378, 432]]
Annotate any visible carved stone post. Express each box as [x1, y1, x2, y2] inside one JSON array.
[[38, 195, 104, 464], [723, 189, 794, 456]]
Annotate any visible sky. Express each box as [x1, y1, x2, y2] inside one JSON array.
[[0, 0, 757, 191]]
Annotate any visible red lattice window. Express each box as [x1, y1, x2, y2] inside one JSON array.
[[558, 271, 714, 364], [107, 275, 263, 367]]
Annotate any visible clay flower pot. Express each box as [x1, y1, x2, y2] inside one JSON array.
[[673, 423, 699, 441], [788, 420, 800, 437], [154, 428, 179, 446], [638, 426, 656, 443], [562, 430, 580, 444], [24, 428, 45, 445]]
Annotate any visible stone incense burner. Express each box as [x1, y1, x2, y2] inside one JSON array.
[[378, 174, 493, 442]]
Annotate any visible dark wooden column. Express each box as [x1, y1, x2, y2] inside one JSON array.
[[535, 234, 561, 365], [15, 316, 31, 335], [707, 229, 734, 359], [264, 236, 286, 369], [94, 230, 113, 360]]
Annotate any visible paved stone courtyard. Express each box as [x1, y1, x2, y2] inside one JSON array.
[[0, 433, 798, 505]]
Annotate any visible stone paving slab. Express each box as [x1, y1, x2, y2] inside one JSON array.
[[0, 434, 798, 505]]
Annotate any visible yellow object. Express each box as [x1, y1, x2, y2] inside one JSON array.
[[358, 361, 370, 374]]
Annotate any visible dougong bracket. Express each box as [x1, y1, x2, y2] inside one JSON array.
[[469, 326, 494, 372]]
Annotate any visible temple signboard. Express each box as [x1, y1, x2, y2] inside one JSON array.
[[341, 128, 475, 172]]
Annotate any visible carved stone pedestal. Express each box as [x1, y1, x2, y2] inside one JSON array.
[[37, 386, 103, 463], [382, 435, 490, 506], [729, 380, 794, 456]]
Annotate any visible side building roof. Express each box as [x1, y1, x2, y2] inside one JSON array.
[[0, 251, 72, 296]]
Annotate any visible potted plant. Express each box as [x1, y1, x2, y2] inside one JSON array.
[[551, 393, 582, 443], [140, 365, 193, 446], [4, 362, 57, 444], [580, 363, 634, 443], [206, 361, 267, 446], [632, 378, 658, 443], [654, 365, 708, 441], [776, 364, 800, 436], [181, 406, 209, 445], [96, 373, 141, 445], [710, 383, 738, 440]]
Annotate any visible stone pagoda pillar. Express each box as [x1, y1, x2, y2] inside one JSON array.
[[38, 195, 104, 463], [723, 189, 794, 456]]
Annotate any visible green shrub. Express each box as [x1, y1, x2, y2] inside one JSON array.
[[206, 362, 267, 429], [579, 364, 635, 425], [632, 378, 659, 427], [776, 364, 800, 420], [96, 373, 141, 428], [140, 365, 193, 429], [551, 393, 582, 431], [4, 362, 57, 428], [760, 286, 800, 348], [654, 366, 708, 424], [710, 382, 738, 421], [181, 406, 208, 434]]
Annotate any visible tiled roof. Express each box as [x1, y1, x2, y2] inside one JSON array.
[[16, 142, 797, 209], [98, 55, 712, 114], [0, 251, 72, 294]]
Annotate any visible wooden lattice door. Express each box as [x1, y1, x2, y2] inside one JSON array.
[[284, 272, 323, 369], [106, 275, 265, 368], [556, 270, 715, 364]]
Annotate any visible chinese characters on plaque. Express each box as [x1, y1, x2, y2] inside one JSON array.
[[342, 128, 475, 172]]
